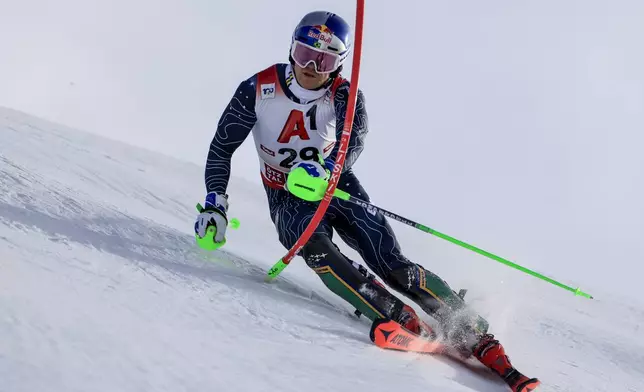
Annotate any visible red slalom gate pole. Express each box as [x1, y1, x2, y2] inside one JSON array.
[[266, 1, 366, 281]]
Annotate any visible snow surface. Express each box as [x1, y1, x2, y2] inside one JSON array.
[[1, 107, 643, 392]]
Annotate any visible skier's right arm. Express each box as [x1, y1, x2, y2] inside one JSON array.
[[204, 76, 258, 194], [196, 76, 257, 250]]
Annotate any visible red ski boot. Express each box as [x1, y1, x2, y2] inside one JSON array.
[[505, 373, 541, 392], [397, 305, 436, 339], [473, 334, 541, 391]]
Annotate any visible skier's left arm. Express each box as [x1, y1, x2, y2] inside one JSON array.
[[326, 82, 369, 171]]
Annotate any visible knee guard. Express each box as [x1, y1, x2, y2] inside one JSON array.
[[301, 233, 404, 322]]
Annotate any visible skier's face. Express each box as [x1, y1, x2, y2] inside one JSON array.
[[293, 64, 331, 90]]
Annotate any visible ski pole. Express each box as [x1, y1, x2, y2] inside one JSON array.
[[290, 182, 594, 299]]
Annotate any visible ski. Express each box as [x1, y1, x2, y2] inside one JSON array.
[[368, 318, 479, 369], [369, 319, 541, 392], [370, 318, 448, 354]]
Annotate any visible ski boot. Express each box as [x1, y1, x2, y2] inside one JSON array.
[[396, 304, 436, 339], [385, 264, 539, 390], [473, 334, 541, 392]]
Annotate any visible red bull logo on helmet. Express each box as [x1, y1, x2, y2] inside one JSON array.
[[307, 25, 333, 44]]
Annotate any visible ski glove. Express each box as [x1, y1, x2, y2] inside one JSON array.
[[194, 192, 229, 249], [286, 160, 331, 202]]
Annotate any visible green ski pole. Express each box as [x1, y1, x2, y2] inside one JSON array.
[[288, 179, 593, 299]]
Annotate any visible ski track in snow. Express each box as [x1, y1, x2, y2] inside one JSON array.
[[1, 106, 643, 392]]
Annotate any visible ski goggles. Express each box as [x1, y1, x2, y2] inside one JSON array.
[[290, 41, 342, 74]]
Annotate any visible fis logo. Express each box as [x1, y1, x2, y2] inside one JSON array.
[[307, 25, 333, 44], [261, 83, 275, 99]]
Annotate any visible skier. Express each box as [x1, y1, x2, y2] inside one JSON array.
[[195, 10, 539, 392]]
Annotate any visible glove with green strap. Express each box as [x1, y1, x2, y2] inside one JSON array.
[[194, 192, 229, 250], [286, 160, 330, 202], [286, 157, 351, 202]]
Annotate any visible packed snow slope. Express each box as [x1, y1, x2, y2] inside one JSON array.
[[1, 106, 643, 392]]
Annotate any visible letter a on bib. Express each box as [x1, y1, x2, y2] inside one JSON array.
[[277, 110, 310, 143]]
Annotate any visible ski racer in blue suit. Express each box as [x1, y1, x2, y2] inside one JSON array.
[[194, 11, 540, 392]]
